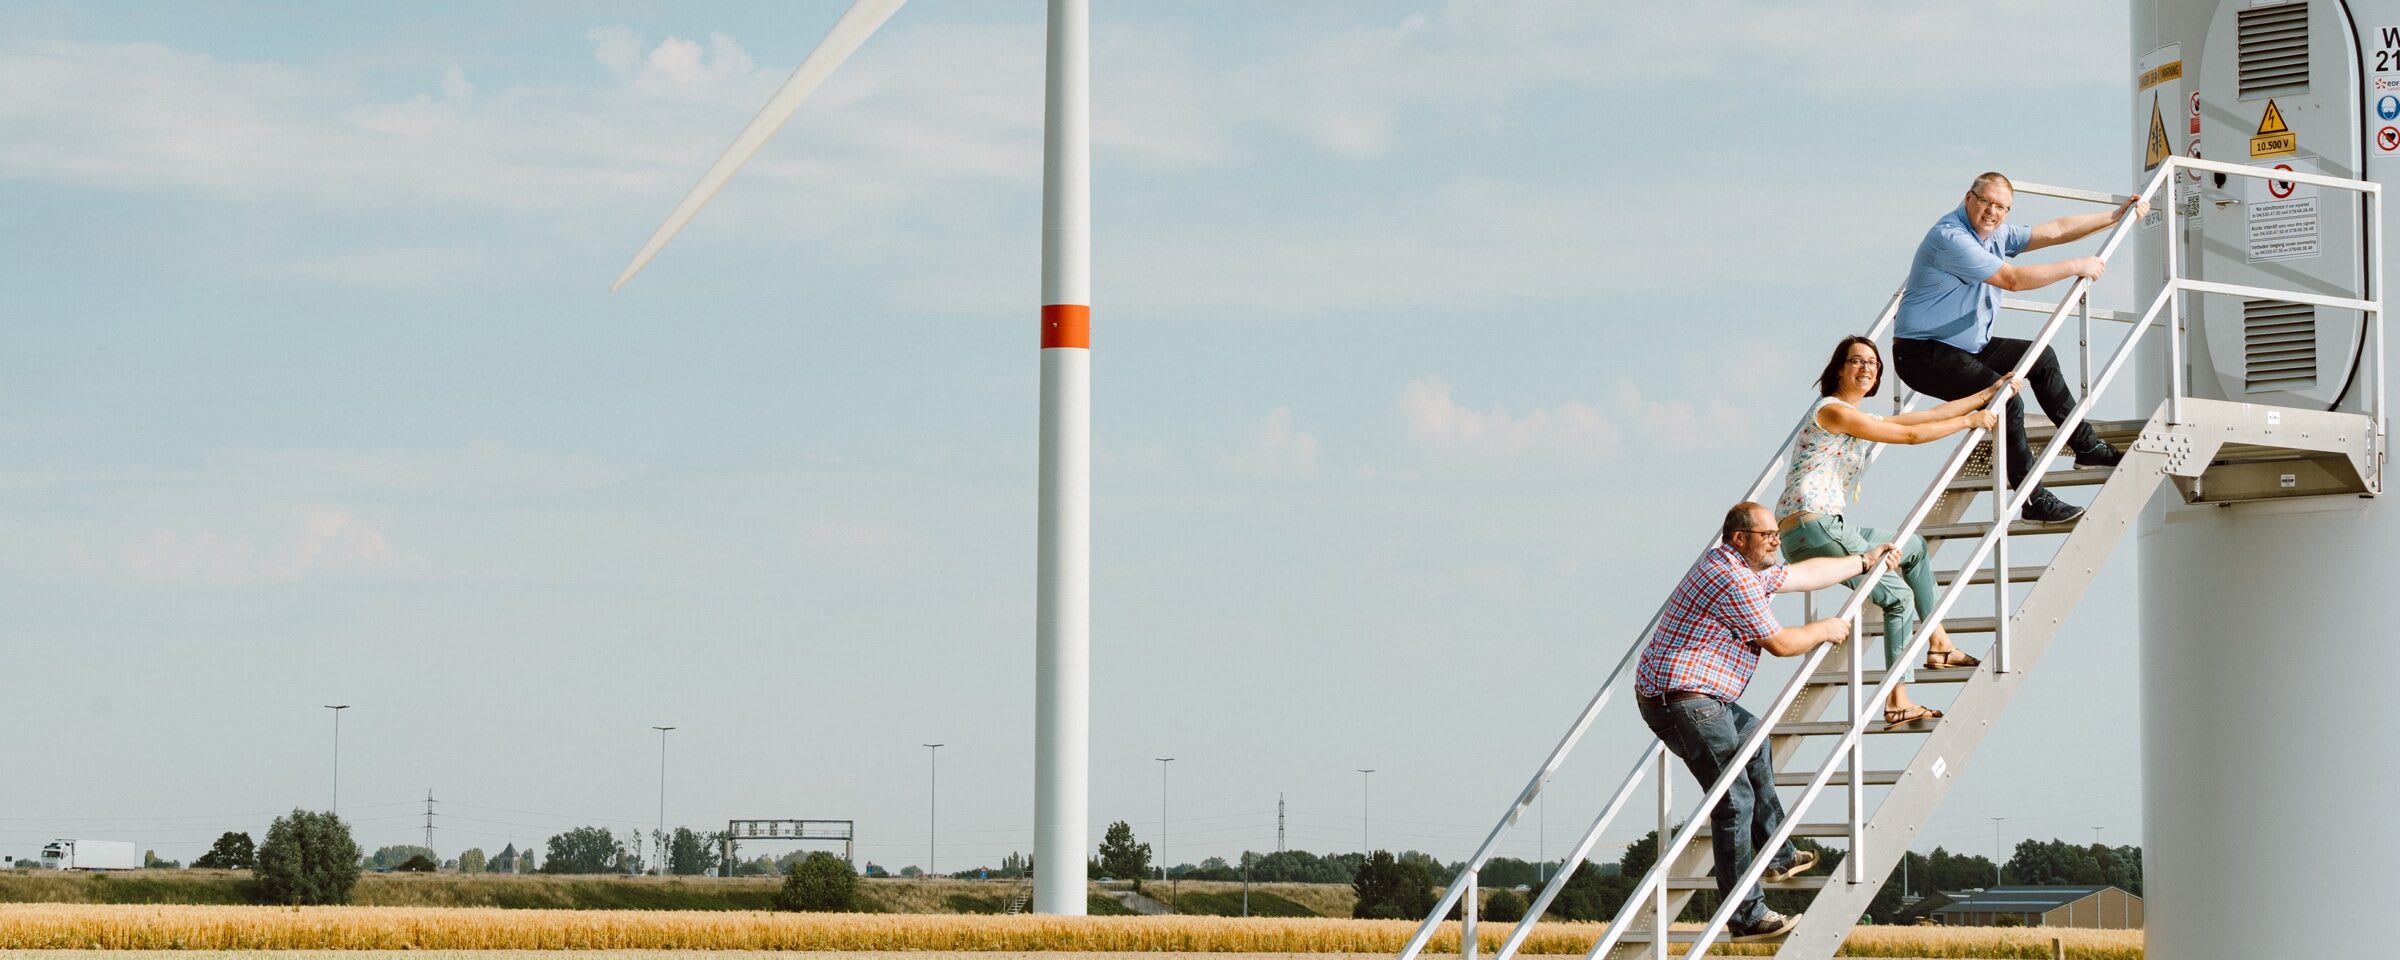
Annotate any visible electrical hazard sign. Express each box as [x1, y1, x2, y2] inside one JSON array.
[[2251, 99, 2297, 158], [2145, 94, 2172, 169]]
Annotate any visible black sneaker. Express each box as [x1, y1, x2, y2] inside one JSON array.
[[2074, 442, 2124, 468], [2022, 489, 2085, 524], [1729, 910, 1799, 943]]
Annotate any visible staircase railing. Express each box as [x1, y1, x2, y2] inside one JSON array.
[[1404, 159, 2385, 960], [1657, 154, 2383, 959], [1396, 178, 2150, 960]]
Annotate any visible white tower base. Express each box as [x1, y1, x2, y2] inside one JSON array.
[[2138, 494, 2397, 957]]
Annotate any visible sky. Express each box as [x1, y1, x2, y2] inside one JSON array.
[[0, 0, 2158, 874]]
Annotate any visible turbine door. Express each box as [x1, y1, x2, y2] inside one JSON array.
[[2186, 0, 2369, 410]]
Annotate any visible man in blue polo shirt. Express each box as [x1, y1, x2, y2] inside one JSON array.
[[1892, 172, 2147, 523]]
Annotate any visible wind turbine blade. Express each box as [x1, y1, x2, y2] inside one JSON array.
[[612, 0, 907, 291]]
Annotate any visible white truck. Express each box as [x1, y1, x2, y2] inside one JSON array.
[[39, 839, 140, 871]]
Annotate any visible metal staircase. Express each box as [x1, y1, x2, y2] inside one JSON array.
[[1398, 157, 2384, 960]]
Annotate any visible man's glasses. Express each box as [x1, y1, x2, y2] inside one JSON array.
[[1967, 193, 2012, 214], [1734, 528, 1780, 541]]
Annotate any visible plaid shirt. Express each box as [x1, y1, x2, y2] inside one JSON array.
[[1634, 544, 1787, 701]]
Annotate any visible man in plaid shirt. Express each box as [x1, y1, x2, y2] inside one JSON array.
[[1635, 501, 1893, 941]]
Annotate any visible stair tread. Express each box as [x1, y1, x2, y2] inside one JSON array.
[[1947, 466, 2112, 490], [1919, 518, 2076, 539], [1936, 565, 2048, 586], [1805, 666, 1976, 685], [1774, 768, 1904, 786], [2022, 416, 2146, 446], [1666, 875, 1829, 891], [1696, 821, 1863, 839], [1774, 718, 1940, 736], [1863, 616, 1995, 635]]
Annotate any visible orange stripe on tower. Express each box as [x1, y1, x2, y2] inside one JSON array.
[[1041, 304, 1091, 349]]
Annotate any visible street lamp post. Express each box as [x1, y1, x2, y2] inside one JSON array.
[[923, 744, 944, 879], [1991, 817, 2007, 886], [653, 726, 675, 875], [324, 705, 350, 816], [1154, 757, 1174, 902], [1356, 769, 1375, 855]]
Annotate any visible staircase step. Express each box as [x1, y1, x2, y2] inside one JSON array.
[[1863, 616, 1994, 635], [1947, 466, 2112, 491], [1774, 717, 1940, 736], [1667, 876, 1830, 892], [1919, 518, 2076, 540], [1936, 565, 2048, 586], [1774, 768, 1905, 786], [1610, 929, 1738, 944], [1805, 666, 1975, 686], [2023, 416, 2146, 449], [1697, 821, 1856, 839]]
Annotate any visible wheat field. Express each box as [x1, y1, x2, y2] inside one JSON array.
[[0, 904, 2144, 957]]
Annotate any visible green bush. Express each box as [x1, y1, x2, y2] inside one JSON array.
[[253, 809, 362, 905], [1351, 851, 1437, 920], [1087, 891, 1138, 915], [1481, 888, 1528, 923], [774, 852, 859, 912], [396, 854, 438, 873]]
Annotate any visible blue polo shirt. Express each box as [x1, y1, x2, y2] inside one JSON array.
[[1894, 207, 2032, 353]]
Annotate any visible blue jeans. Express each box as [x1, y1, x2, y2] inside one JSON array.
[[1638, 694, 1795, 927]]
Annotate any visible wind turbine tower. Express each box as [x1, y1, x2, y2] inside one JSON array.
[[2135, 2, 2394, 955], [611, 0, 1094, 913]]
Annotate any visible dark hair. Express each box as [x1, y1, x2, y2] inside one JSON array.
[[1814, 336, 1882, 398], [1721, 501, 1768, 542]]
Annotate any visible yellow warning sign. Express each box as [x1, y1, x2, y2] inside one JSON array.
[[2250, 98, 2296, 158], [2145, 94, 2171, 168], [2137, 59, 2183, 91], [2150, 93, 2188, 169]]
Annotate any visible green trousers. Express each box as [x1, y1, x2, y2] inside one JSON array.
[[1779, 514, 1935, 679]]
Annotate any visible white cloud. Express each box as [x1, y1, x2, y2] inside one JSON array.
[[1399, 374, 1756, 462], [1400, 375, 1618, 460], [241, 442, 626, 497], [122, 506, 398, 584], [440, 64, 473, 100], [1217, 407, 1320, 478]]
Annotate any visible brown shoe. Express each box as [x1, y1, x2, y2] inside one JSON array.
[[1762, 849, 1819, 883], [1729, 910, 1799, 942]]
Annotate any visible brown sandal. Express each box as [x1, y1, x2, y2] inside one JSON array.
[[1883, 705, 1943, 727], [1923, 649, 1982, 670]]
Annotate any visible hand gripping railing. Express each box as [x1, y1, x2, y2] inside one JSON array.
[[1563, 166, 2166, 960]]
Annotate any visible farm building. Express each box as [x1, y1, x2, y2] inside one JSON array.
[[1932, 885, 2142, 929]]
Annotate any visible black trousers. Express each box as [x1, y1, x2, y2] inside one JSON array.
[[1892, 336, 2102, 490]]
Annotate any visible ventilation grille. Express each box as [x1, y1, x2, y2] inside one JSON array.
[[2237, 2, 2310, 99], [2243, 299, 2316, 391]]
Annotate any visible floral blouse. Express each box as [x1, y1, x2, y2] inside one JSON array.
[[1775, 397, 1874, 518]]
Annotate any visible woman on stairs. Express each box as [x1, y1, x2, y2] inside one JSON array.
[[1776, 335, 2016, 727]]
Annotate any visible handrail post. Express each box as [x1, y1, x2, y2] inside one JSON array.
[[1992, 413, 2011, 675], [2079, 298, 2092, 398], [1653, 748, 1669, 960], [1846, 610, 1863, 883], [2167, 163, 2185, 425], [1463, 869, 1478, 960], [2373, 186, 2388, 478]]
